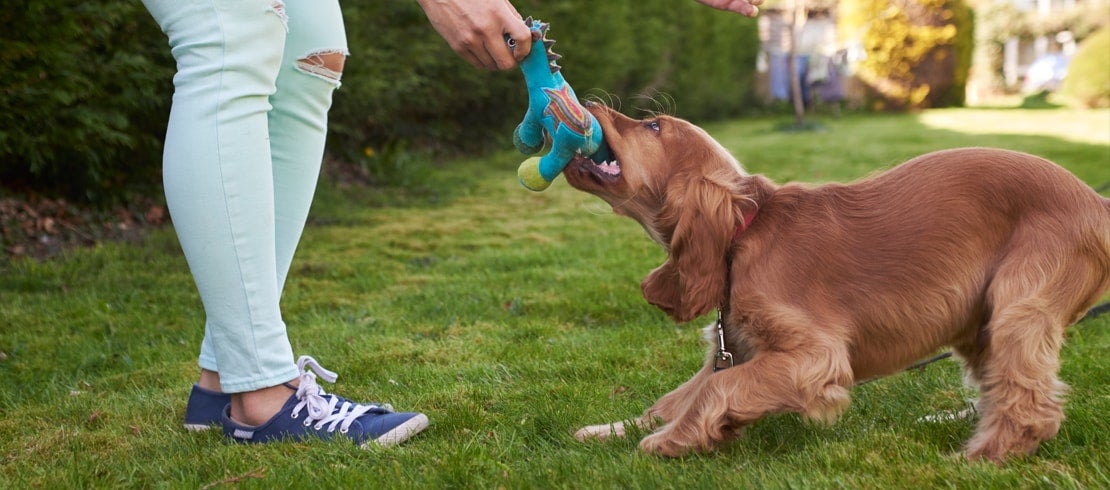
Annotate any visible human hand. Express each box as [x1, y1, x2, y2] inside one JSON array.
[[416, 0, 533, 71], [695, 0, 763, 17]]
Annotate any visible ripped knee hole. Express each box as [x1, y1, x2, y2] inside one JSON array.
[[296, 51, 347, 83]]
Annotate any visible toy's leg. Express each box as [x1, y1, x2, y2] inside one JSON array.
[[518, 138, 573, 192], [516, 120, 564, 191], [513, 115, 545, 155], [536, 125, 592, 181]]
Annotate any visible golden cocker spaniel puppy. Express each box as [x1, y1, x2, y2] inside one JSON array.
[[565, 103, 1110, 463]]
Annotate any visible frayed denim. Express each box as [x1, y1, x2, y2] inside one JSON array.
[[143, 0, 348, 393]]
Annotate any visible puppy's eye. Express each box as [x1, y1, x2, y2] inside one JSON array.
[[643, 120, 661, 133]]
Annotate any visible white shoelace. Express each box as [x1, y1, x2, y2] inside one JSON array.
[[288, 355, 391, 434]]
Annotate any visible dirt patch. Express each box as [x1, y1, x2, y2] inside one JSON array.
[[0, 159, 371, 262], [0, 195, 167, 261]]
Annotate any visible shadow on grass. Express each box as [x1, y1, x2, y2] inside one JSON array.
[[1018, 91, 1065, 110]]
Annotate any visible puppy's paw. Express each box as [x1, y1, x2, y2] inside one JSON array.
[[639, 429, 702, 458], [575, 421, 628, 442]]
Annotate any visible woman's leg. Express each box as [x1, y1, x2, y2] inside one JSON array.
[[149, 0, 426, 444], [268, 0, 348, 290], [143, 0, 299, 395], [225, 0, 351, 425]]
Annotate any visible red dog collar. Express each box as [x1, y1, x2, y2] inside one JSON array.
[[733, 207, 759, 242]]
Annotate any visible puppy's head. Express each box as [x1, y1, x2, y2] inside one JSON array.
[[565, 103, 751, 322], [565, 104, 745, 242]]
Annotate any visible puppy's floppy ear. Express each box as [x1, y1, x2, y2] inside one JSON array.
[[642, 175, 737, 323]]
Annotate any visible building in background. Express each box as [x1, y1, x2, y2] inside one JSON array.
[[754, 0, 1105, 107]]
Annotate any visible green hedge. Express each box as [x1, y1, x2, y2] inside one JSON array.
[[1, 0, 760, 204], [0, 2, 174, 202]]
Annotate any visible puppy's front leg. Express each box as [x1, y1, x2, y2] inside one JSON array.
[[575, 364, 715, 442], [640, 351, 852, 457], [574, 418, 656, 441]]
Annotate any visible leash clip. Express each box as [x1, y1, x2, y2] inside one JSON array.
[[713, 309, 733, 372]]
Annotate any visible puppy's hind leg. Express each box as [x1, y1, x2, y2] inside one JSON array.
[[963, 248, 1105, 463], [965, 299, 1068, 463]]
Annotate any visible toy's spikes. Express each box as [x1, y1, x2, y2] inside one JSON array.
[[521, 16, 562, 73], [548, 52, 562, 72]]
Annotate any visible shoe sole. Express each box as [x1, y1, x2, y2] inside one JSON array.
[[366, 413, 429, 448], [184, 423, 219, 432]]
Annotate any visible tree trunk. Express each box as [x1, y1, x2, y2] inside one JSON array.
[[788, 0, 808, 125]]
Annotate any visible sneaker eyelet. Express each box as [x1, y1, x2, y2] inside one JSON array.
[[340, 428, 348, 434], [291, 413, 299, 419], [304, 420, 312, 427]]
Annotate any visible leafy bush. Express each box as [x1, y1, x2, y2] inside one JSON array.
[[1061, 27, 1110, 108], [839, 0, 974, 110], [1, 0, 759, 203], [0, 2, 174, 203]]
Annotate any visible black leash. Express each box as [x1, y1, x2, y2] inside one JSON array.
[[1082, 301, 1110, 322], [857, 300, 1109, 386]]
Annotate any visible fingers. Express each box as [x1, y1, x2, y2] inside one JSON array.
[[417, 0, 531, 71], [504, 17, 532, 66], [477, 14, 530, 71], [725, 0, 761, 17], [695, 0, 762, 17]]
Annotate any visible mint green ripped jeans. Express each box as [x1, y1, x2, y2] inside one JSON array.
[[143, 0, 348, 393]]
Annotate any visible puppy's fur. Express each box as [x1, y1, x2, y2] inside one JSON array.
[[564, 104, 1110, 463]]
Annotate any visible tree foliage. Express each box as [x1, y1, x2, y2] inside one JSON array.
[[839, 0, 974, 110]]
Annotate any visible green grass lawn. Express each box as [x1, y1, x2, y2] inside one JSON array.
[[2, 107, 1109, 488]]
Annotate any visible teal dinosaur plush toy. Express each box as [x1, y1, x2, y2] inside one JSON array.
[[511, 18, 608, 191]]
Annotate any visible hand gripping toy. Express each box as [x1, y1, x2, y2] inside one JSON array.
[[511, 18, 609, 191]]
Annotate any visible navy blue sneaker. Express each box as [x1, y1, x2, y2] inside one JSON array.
[[222, 356, 428, 448], [184, 384, 231, 431]]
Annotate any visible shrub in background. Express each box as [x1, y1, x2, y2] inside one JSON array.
[[0, 2, 174, 203], [1061, 27, 1110, 108], [839, 0, 974, 110]]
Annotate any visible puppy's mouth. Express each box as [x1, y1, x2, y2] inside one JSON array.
[[565, 102, 623, 190], [569, 143, 621, 185]]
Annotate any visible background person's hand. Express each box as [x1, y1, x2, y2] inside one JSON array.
[[695, 0, 763, 17], [416, 0, 532, 71]]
